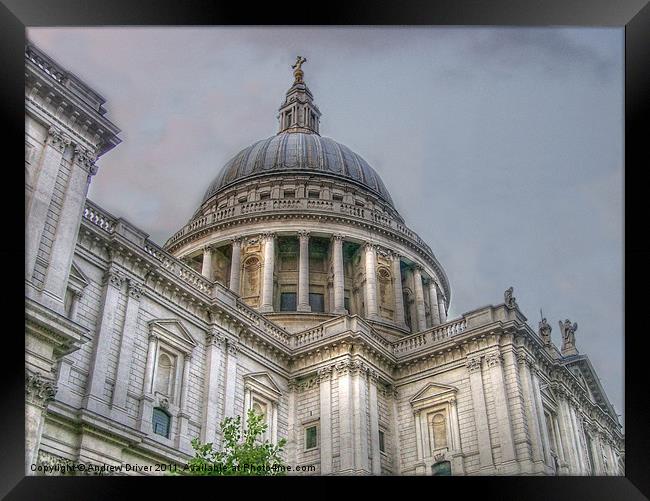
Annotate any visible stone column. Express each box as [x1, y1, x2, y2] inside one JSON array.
[[390, 387, 402, 475], [485, 350, 517, 469], [259, 233, 276, 313], [518, 354, 545, 465], [352, 364, 370, 474], [530, 366, 553, 467], [318, 367, 333, 474], [467, 355, 494, 471], [201, 245, 213, 280], [176, 353, 192, 452], [368, 373, 381, 475], [337, 362, 354, 473], [42, 147, 96, 308], [286, 381, 297, 468], [223, 340, 239, 418], [297, 231, 311, 312], [363, 243, 379, 319], [137, 332, 159, 435], [557, 393, 579, 473], [201, 330, 224, 445], [438, 292, 447, 323], [568, 401, 587, 474], [229, 238, 242, 294], [25, 372, 57, 475], [111, 280, 144, 423], [26, 126, 69, 281], [428, 280, 441, 326], [332, 234, 346, 314], [84, 268, 123, 415], [391, 253, 406, 327], [412, 266, 427, 331]]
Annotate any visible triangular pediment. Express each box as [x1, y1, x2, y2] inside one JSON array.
[[564, 356, 618, 422], [148, 319, 197, 354], [68, 261, 90, 289], [410, 382, 458, 408], [244, 372, 282, 399]]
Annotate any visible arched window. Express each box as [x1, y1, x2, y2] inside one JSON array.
[[155, 352, 175, 397], [152, 408, 171, 438], [377, 267, 394, 320]]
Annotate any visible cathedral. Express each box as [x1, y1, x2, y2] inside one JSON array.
[[25, 43, 624, 476]]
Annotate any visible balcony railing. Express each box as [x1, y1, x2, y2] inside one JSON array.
[[165, 197, 433, 256]]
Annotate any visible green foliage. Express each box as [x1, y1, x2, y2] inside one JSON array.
[[182, 409, 287, 476]]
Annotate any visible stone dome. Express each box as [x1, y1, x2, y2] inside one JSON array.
[[202, 132, 394, 207]]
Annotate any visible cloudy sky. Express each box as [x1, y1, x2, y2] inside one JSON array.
[[28, 27, 623, 424]]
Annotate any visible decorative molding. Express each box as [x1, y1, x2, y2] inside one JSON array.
[[104, 269, 125, 289], [73, 145, 97, 174], [466, 356, 482, 373], [47, 126, 69, 152], [25, 372, 57, 407], [127, 280, 144, 300], [485, 351, 502, 368]]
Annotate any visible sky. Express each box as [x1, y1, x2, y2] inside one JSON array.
[[27, 27, 624, 425]]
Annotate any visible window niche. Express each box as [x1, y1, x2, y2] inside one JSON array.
[[410, 382, 462, 475], [243, 372, 282, 444], [139, 319, 196, 449]]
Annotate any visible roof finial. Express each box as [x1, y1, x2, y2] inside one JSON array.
[[292, 56, 307, 84]]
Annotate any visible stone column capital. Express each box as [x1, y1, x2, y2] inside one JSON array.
[[73, 145, 98, 174], [47, 126, 70, 152], [104, 269, 125, 289], [466, 356, 482, 373], [485, 351, 503, 367], [202, 244, 214, 253], [25, 372, 57, 408], [297, 230, 310, 240], [127, 280, 144, 300], [331, 233, 345, 242], [206, 330, 225, 347], [261, 232, 276, 241], [231, 236, 243, 246], [364, 241, 378, 251]]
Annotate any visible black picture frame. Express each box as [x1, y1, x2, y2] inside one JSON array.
[[2, 1, 647, 499]]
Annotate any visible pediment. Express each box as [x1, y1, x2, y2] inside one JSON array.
[[148, 319, 197, 354], [68, 261, 90, 290], [564, 356, 618, 422], [244, 372, 282, 400], [410, 382, 458, 410]]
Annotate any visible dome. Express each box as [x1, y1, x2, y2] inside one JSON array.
[[202, 132, 394, 207]]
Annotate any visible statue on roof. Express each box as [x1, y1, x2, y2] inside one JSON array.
[[504, 286, 518, 309], [559, 319, 578, 355], [538, 317, 552, 345]]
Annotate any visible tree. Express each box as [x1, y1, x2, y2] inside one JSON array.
[[182, 409, 288, 476]]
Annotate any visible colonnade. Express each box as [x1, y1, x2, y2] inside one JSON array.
[[197, 232, 447, 330]]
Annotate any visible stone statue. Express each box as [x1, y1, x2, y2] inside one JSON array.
[[538, 317, 552, 345], [559, 319, 578, 354], [504, 286, 518, 309]]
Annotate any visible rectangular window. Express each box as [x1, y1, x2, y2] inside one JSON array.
[[283, 190, 295, 199], [379, 430, 385, 453], [309, 293, 325, 313], [344, 296, 350, 312], [259, 192, 270, 200], [152, 408, 171, 438], [238, 195, 248, 203], [305, 425, 318, 450], [332, 193, 344, 202], [280, 292, 297, 312], [308, 190, 320, 199], [355, 200, 365, 207]]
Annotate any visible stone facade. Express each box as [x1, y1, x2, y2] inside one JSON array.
[[25, 44, 624, 476]]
